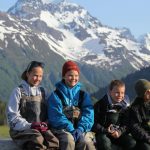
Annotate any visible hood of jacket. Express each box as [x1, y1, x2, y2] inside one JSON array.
[[55, 80, 82, 106]]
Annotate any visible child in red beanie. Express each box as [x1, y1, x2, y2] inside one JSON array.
[[48, 60, 96, 150], [62, 60, 80, 77]]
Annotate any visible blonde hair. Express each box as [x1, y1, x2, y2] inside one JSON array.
[[109, 80, 125, 91]]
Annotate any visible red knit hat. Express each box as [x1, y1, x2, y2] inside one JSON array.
[[62, 60, 80, 77]]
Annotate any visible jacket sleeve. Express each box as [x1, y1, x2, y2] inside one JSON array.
[[117, 108, 130, 135], [7, 87, 31, 131], [129, 107, 150, 144], [92, 101, 108, 134], [48, 92, 74, 132], [77, 92, 94, 132]]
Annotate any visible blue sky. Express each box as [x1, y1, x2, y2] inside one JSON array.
[[1, 0, 150, 38]]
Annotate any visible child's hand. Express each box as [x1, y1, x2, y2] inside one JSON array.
[[108, 124, 121, 138], [108, 124, 115, 134], [110, 130, 121, 138], [31, 122, 48, 133]]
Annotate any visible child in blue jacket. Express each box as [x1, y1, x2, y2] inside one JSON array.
[[48, 60, 96, 150]]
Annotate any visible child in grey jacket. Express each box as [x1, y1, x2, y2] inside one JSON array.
[[7, 61, 59, 150]]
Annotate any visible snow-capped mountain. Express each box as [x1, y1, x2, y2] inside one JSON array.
[[0, 0, 150, 100], [7, 0, 150, 70]]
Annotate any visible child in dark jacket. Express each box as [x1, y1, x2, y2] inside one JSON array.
[[129, 79, 150, 150], [92, 80, 136, 150]]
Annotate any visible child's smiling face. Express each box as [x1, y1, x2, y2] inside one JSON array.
[[64, 70, 79, 88], [109, 85, 125, 103]]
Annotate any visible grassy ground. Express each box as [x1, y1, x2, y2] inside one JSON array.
[[0, 125, 10, 139]]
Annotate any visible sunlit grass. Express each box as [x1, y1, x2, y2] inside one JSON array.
[[0, 125, 10, 138]]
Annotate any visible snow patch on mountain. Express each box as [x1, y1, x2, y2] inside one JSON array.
[[40, 11, 60, 27], [83, 38, 104, 54], [40, 10, 89, 60], [42, 0, 64, 4], [142, 34, 150, 50]]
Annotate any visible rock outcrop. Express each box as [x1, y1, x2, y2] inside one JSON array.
[[0, 139, 20, 150]]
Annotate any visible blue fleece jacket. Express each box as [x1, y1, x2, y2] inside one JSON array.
[[48, 81, 94, 133]]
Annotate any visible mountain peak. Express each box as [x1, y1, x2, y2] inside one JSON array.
[[7, 0, 69, 17], [5, 0, 150, 70], [7, 0, 44, 17], [41, 0, 66, 4]]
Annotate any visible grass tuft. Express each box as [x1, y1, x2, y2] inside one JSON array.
[[0, 125, 10, 139]]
